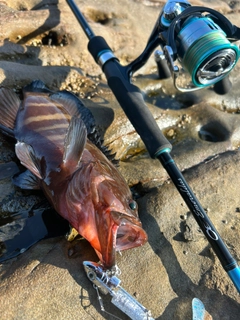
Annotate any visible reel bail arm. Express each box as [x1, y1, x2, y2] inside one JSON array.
[[126, 1, 240, 93]]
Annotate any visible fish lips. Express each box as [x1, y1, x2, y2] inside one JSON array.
[[95, 209, 148, 269], [111, 211, 148, 251]]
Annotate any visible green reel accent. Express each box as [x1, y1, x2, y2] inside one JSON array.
[[182, 31, 239, 87]]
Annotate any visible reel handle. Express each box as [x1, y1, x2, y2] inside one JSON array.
[[155, 50, 172, 80], [213, 76, 232, 95]]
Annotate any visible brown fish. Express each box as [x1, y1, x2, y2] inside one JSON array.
[[0, 80, 147, 269]]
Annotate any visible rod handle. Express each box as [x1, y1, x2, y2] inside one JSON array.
[[102, 59, 172, 158]]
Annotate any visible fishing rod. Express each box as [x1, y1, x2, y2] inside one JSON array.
[[67, 0, 240, 306]]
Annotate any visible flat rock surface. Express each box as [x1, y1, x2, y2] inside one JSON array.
[[0, 0, 240, 319]]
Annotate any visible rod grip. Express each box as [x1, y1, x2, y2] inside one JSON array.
[[103, 60, 172, 158], [88, 36, 113, 63]]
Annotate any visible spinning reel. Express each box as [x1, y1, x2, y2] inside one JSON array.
[[127, 0, 240, 94]]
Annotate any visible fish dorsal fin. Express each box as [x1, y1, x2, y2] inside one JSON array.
[[50, 91, 95, 134], [12, 170, 41, 190], [50, 90, 119, 166], [23, 80, 52, 94], [15, 142, 42, 179], [63, 116, 87, 169], [51, 92, 81, 117], [0, 87, 20, 137]]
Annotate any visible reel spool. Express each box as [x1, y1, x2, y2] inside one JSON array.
[[177, 16, 239, 88], [158, 1, 240, 92]]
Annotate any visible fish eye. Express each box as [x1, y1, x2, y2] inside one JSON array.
[[129, 200, 137, 211]]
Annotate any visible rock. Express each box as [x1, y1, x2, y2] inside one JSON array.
[[0, 0, 240, 319], [0, 161, 19, 180]]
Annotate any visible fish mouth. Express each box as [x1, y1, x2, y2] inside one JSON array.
[[115, 220, 148, 252], [96, 211, 148, 269]]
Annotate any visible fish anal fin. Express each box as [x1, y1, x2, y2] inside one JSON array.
[[63, 116, 87, 169], [15, 142, 42, 179], [0, 87, 20, 137], [13, 170, 40, 190]]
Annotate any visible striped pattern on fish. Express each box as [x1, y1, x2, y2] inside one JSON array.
[[0, 80, 147, 269], [15, 95, 73, 173]]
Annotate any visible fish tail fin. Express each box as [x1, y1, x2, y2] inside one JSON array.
[[0, 87, 20, 137]]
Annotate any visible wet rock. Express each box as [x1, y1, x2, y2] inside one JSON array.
[[0, 162, 19, 180], [0, 61, 72, 90], [138, 0, 231, 12], [181, 213, 205, 242], [100, 100, 240, 160], [0, 2, 65, 44]]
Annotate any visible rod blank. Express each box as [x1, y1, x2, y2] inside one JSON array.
[[66, 0, 95, 39]]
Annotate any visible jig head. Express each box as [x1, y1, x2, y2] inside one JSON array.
[[83, 261, 154, 320]]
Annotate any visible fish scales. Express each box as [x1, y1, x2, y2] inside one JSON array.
[[17, 97, 70, 140], [0, 80, 148, 269], [16, 95, 71, 170]]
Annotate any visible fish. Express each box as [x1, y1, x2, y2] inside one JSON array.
[[0, 80, 147, 269]]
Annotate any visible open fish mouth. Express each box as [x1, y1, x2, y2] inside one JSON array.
[[115, 223, 147, 252], [96, 211, 148, 268]]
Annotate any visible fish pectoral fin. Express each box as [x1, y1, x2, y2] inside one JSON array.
[[0, 87, 21, 137], [63, 116, 87, 168], [12, 169, 41, 190], [15, 142, 43, 179]]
